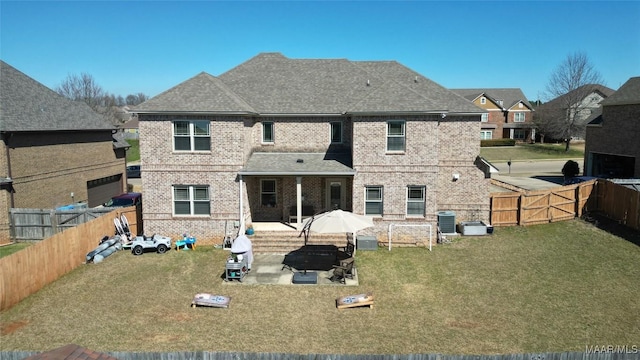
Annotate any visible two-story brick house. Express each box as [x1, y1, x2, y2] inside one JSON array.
[[584, 77, 640, 178], [451, 88, 535, 142], [134, 53, 491, 244], [0, 61, 129, 243]]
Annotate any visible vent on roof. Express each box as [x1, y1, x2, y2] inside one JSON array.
[[366, 79, 370, 87], [296, 159, 304, 163], [414, 76, 418, 83]]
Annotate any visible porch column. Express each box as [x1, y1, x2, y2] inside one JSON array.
[[296, 176, 302, 228], [509, 128, 514, 139], [530, 128, 536, 142], [239, 175, 245, 235]]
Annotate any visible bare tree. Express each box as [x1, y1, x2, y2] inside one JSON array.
[[56, 73, 106, 112], [538, 52, 604, 151], [126, 93, 148, 106]]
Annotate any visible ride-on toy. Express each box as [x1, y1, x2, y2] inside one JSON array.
[[130, 234, 172, 255]]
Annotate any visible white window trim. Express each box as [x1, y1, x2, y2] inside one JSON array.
[[386, 120, 406, 153], [172, 185, 210, 217], [481, 113, 489, 122], [364, 185, 383, 216], [330, 121, 343, 144], [406, 185, 425, 217], [172, 120, 211, 152], [261, 179, 277, 207], [480, 97, 486, 104], [262, 122, 274, 144], [513, 112, 526, 122], [481, 130, 493, 140]]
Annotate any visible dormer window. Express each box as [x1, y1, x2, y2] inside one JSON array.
[[480, 97, 486, 105]]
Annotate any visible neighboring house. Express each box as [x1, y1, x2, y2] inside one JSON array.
[[451, 88, 535, 142], [0, 61, 129, 243], [120, 115, 139, 140], [134, 52, 491, 243], [536, 84, 614, 142], [584, 77, 640, 178]]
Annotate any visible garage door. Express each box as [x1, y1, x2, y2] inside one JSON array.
[[87, 174, 123, 207]]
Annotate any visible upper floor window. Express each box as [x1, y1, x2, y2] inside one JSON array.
[[262, 122, 274, 143], [173, 120, 210, 151], [481, 130, 492, 140], [480, 97, 486, 104], [330, 121, 343, 143], [386, 120, 405, 152], [407, 186, 425, 216], [514, 112, 525, 122], [365, 186, 383, 216], [261, 179, 277, 207], [173, 185, 210, 216], [481, 113, 489, 122]]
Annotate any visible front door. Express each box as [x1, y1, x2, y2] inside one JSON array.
[[326, 179, 346, 210]]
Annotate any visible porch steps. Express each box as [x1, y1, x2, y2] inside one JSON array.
[[247, 231, 350, 254]]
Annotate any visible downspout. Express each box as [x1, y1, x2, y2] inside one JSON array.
[[239, 175, 245, 235], [2, 132, 14, 208]]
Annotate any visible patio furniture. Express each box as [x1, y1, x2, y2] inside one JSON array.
[[176, 236, 196, 251], [330, 257, 354, 284], [225, 254, 248, 282]]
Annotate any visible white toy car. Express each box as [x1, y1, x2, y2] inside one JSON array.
[[130, 234, 172, 255]]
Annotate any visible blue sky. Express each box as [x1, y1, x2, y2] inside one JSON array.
[[1, 1, 639, 101]]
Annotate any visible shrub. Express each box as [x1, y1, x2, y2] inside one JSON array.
[[481, 139, 516, 147], [562, 160, 580, 178]]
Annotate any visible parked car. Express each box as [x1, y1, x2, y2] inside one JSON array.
[[103, 192, 142, 208], [126, 165, 141, 178]]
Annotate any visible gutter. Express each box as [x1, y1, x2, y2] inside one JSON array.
[[238, 171, 356, 176], [1, 132, 14, 208]]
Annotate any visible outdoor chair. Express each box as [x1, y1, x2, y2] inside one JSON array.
[[336, 241, 355, 261], [330, 257, 354, 284]]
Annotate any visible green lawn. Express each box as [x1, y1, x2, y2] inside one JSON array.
[[0, 242, 31, 259], [1, 219, 638, 355], [480, 143, 584, 162], [126, 139, 139, 163]]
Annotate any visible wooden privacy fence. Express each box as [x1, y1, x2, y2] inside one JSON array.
[[590, 180, 640, 231], [0, 206, 137, 311], [490, 179, 597, 226], [10, 207, 125, 240]]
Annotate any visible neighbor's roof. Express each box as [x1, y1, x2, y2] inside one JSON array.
[[239, 152, 355, 176], [135, 52, 482, 115], [600, 77, 640, 106], [539, 84, 615, 109], [451, 88, 533, 110], [0, 60, 115, 132]]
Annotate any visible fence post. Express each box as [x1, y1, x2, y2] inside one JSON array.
[[518, 194, 523, 226], [50, 209, 58, 236]]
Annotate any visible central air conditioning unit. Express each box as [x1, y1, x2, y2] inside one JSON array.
[[437, 211, 456, 234]]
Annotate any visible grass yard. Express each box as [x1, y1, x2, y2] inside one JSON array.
[[1, 219, 638, 355], [0, 242, 31, 259], [125, 139, 139, 163], [481, 143, 584, 162]]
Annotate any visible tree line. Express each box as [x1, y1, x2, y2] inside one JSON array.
[[55, 73, 147, 125]]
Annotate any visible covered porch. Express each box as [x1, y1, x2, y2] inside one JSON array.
[[237, 152, 355, 232]]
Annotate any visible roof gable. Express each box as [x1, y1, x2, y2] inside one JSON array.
[[451, 88, 533, 111], [134, 72, 256, 113], [600, 77, 640, 106], [0, 60, 113, 132], [540, 84, 615, 109]]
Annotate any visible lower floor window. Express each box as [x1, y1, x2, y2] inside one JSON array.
[[365, 186, 383, 215], [513, 129, 526, 140], [173, 185, 210, 216], [407, 185, 425, 216], [481, 130, 493, 140], [261, 179, 277, 207]]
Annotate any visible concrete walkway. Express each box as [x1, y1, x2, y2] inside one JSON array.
[[221, 253, 359, 286]]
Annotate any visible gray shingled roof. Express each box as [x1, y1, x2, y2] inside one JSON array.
[[239, 152, 355, 175], [451, 88, 533, 110], [134, 72, 256, 113], [539, 84, 615, 109], [136, 53, 483, 115], [0, 60, 114, 132], [600, 77, 640, 106]]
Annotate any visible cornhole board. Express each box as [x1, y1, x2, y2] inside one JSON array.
[[191, 293, 231, 308], [336, 292, 374, 309]]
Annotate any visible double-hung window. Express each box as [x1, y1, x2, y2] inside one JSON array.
[[386, 120, 405, 152], [173, 185, 210, 216], [514, 112, 525, 122], [407, 186, 425, 216], [261, 179, 277, 207], [481, 130, 492, 140], [365, 186, 383, 216], [262, 122, 274, 143], [330, 121, 343, 144], [173, 120, 210, 151], [481, 113, 489, 122]]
